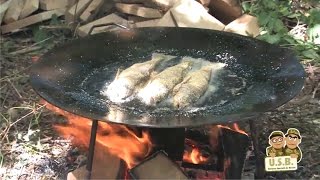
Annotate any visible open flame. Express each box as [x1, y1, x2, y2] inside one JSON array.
[[183, 147, 208, 164], [43, 101, 152, 168], [42, 100, 247, 179], [217, 123, 248, 135], [183, 124, 247, 165]]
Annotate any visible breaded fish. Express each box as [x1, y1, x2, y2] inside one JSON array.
[[173, 65, 213, 109], [105, 54, 171, 102], [138, 61, 192, 106]]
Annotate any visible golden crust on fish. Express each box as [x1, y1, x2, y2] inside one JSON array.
[[138, 61, 192, 106], [104, 54, 169, 102], [173, 65, 213, 109]]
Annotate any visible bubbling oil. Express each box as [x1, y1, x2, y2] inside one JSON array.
[[99, 53, 248, 112]]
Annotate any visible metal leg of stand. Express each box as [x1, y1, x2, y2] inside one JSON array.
[[249, 119, 265, 179], [86, 120, 98, 179]]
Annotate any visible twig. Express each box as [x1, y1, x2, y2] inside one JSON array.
[[9, 36, 53, 55], [39, 25, 72, 30], [72, 0, 80, 38], [9, 46, 42, 55], [73, 23, 80, 38], [312, 82, 319, 98], [1, 90, 9, 108], [0, 104, 47, 141], [18, 165, 25, 180], [51, 139, 72, 143], [0, 73, 29, 82], [309, 160, 320, 168], [6, 79, 22, 99], [0, 83, 8, 91]]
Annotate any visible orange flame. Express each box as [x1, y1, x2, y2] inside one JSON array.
[[232, 123, 247, 135], [217, 123, 247, 135], [96, 125, 152, 168], [183, 148, 208, 164], [183, 123, 247, 166], [183, 138, 209, 165], [43, 101, 152, 169]]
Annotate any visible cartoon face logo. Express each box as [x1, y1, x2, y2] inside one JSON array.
[[266, 128, 302, 162], [265, 128, 302, 172], [266, 131, 285, 157], [285, 129, 301, 149], [270, 134, 285, 149], [284, 128, 302, 162]]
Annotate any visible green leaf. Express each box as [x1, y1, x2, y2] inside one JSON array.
[[274, 19, 286, 32], [308, 9, 320, 25], [257, 12, 270, 26], [241, 2, 252, 13], [287, 13, 301, 18], [49, 14, 60, 25], [283, 35, 296, 44], [33, 28, 48, 43], [302, 49, 320, 59], [258, 33, 281, 44], [263, 0, 277, 9], [279, 6, 290, 16]]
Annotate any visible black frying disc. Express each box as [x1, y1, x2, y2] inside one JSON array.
[[30, 27, 305, 128]]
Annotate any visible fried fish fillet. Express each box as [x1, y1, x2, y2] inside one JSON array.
[[105, 54, 171, 102], [172, 65, 213, 109], [138, 61, 193, 106]]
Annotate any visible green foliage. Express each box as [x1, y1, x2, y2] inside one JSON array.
[[305, 8, 320, 27], [31, 14, 64, 43], [242, 0, 320, 63], [32, 27, 49, 43]]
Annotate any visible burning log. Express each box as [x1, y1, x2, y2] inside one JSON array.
[[45, 101, 250, 179], [67, 166, 89, 180], [182, 127, 224, 171], [148, 128, 185, 161], [129, 151, 188, 179], [91, 147, 122, 179], [220, 127, 250, 179]]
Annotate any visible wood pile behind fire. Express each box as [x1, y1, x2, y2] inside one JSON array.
[[0, 0, 260, 37]]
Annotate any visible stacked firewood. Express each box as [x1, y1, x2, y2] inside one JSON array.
[[0, 0, 72, 34], [0, 0, 260, 38]]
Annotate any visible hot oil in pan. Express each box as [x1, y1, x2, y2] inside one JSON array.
[[79, 54, 251, 114]]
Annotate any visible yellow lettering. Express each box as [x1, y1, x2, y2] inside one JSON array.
[[285, 158, 291, 165], [269, 158, 275, 166], [277, 158, 282, 165]]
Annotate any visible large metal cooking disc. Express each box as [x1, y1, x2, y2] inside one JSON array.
[[30, 27, 305, 128]]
